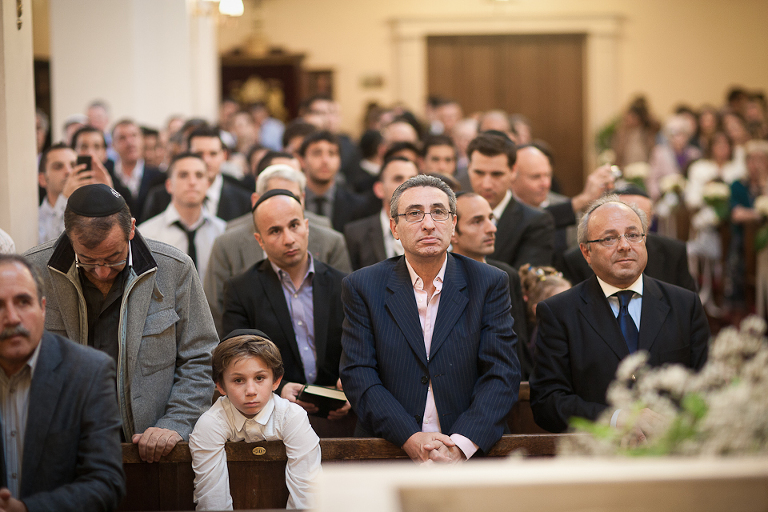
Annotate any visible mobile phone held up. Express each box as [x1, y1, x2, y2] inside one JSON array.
[[76, 155, 92, 173]]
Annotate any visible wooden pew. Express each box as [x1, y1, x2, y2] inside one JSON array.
[[507, 381, 548, 434], [118, 433, 570, 511]]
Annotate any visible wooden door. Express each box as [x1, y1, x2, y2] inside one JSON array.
[[428, 34, 585, 196]]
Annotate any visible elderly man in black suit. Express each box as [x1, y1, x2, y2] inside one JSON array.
[[560, 184, 697, 292], [530, 195, 709, 438], [222, 190, 350, 419], [344, 156, 419, 270], [0, 255, 124, 511], [467, 133, 555, 269]]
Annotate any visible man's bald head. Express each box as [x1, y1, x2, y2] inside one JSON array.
[[512, 145, 552, 208]]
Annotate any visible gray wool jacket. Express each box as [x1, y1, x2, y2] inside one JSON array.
[[25, 231, 218, 440]]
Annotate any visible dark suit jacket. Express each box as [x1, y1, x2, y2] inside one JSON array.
[[487, 258, 531, 380], [140, 178, 252, 223], [330, 186, 372, 233], [108, 164, 165, 222], [0, 332, 125, 511], [222, 258, 347, 390], [344, 213, 387, 271], [529, 275, 710, 433], [560, 234, 697, 293], [491, 196, 555, 269], [339, 254, 521, 453]]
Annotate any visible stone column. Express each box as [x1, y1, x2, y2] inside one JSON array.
[[0, 0, 38, 252]]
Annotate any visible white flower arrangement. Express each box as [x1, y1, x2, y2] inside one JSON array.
[[702, 181, 731, 201], [659, 173, 687, 195], [561, 316, 768, 457], [597, 149, 616, 166], [691, 206, 720, 230], [754, 195, 768, 218], [623, 162, 650, 180]]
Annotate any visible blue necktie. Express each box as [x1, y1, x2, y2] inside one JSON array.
[[615, 290, 638, 353]]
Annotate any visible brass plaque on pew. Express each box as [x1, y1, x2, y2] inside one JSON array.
[[252, 447, 267, 456]]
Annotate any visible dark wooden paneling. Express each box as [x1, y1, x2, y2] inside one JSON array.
[[119, 434, 571, 511], [119, 383, 558, 510], [428, 34, 585, 197]]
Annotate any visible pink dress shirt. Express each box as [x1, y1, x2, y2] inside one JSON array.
[[404, 256, 479, 459]]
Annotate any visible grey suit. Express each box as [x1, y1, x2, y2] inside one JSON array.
[[25, 232, 217, 441], [0, 332, 125, 511], [204, 212, 352, 337]]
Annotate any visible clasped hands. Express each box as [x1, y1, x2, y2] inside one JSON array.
[[616, 407, 666, 446], [402, 432, 466, 465]]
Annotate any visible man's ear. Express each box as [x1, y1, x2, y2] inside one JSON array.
[[128, 218, 136, 241], [38, 172, 48, 189], [390, 216, 399, 240], [373, 181, 384, 201], [579, 243, 592, 267], [165, 177, 173, 195], [254, 231, 265, 251]]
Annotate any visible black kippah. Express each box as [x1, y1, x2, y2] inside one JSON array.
[[251, 188, 301, 213], [222, 329, 272, 342], [67, 184, 126, 217]]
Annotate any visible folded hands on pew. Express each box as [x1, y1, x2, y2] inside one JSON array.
[[132, 427, 183, 463], [402, 432, 466, 465]]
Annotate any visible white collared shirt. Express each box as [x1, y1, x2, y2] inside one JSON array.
[[380, 209, 403, 259], [596, 274, 644, 330], [38, 194, 68, 244], [189, 395, 321, 510], [138, 203, 225, 282], [598, 274, 644, 429], [206, 173, 224, 217], [491, 190, 513, 226], [114, 159, 145, 198], [360, 159, 380, 177], [404, 255, 478, 459], [0, 340, 43, 497]]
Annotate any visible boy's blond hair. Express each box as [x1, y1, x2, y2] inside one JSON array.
[[212, 335, 285, 384]]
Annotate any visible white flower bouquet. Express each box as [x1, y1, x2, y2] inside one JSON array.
[[562, 316, 768, 457]]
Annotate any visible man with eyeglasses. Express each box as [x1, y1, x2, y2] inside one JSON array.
[[340, 175, 520, 464], [529, 195, 709, 439], [25, 184, 218, 463]]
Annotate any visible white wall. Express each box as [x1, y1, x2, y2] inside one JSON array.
[[48, 0, 218, 140], [218, 0, 768, 138], [0, 0, 38, 251]]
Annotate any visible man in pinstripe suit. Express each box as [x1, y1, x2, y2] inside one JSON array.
[[340, 175, 520, 463]]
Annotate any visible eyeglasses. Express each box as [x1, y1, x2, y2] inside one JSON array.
[[585, 233, 646, 247], [75, 253, 127, 272], [395, 208, 454, 223]]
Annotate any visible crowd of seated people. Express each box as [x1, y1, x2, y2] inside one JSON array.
[[6, 84, 766, 509], [612, 87, 768, 321]]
